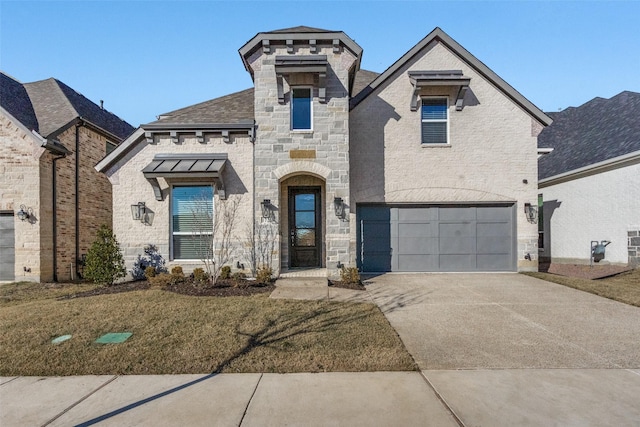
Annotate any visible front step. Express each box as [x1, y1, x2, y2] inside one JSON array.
[[274, 277, 327, 288]]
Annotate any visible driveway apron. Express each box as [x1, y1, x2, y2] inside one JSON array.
[[366, 273, 640, 426]]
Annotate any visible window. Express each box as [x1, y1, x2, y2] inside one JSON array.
[[421, 98, 449, 144], [291, 87, 312, 130], [171, 185, 213, 260]]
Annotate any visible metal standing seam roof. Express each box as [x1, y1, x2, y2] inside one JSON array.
[[142, 154, 227, 178]]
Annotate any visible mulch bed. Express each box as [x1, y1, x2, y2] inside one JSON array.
[[328, 280, 366, 291], [165, 279, 275, 297], [544, 263, 634, 280]]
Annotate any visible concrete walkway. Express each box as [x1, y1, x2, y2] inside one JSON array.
[[1, 372, 459, 426]]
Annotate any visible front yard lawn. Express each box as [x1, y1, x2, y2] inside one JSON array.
[[0, 282, 416, 376], [524, 268, 640, 307]]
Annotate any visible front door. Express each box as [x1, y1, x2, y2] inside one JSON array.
[[289, 187, 321, 268]]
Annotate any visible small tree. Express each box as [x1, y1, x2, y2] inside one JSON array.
[[84, 225, 127, 286], [243, 219, 277, 277]]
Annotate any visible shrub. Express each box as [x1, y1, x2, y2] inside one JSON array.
[[255, 266, 273, 284], [83, 225, 126, 286], [131, 244, 167, 280], [192, 268, 209, 283], [340, 267, 361, 285], [171, 265, 184, 276], [144, 266, 157, 279], [232, 272, 247, 287], [220, 266, 232, 280], [148, 273, 174, 288]]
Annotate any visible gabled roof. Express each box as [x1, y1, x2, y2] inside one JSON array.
[[538, 91, 640, 180], [22, 77, 134, 140], [350, 27, 552, 126], [270, 26, 336, 34], [0, 72, 39, 132]]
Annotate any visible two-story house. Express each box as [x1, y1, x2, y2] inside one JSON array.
[[0, 72, 134, 282], [97, 26, 551, 279]]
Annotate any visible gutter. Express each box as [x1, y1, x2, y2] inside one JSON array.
[[539, 149, 640, 188], [75, 123, 81, 279]]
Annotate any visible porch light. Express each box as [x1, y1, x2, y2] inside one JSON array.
[[524, 202, 537, 224], [334, 197, 344, 218], [261, 199, 271, 219], [16, 204, 31, 221], [131, 202, 147, 222]]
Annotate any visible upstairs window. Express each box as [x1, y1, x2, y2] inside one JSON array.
[[291, 87, 312, 130], [421, 98, 449, 144]]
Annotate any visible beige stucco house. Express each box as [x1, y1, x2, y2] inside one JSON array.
[[97, 26, 551, 279], [0, 72, 134, 282]]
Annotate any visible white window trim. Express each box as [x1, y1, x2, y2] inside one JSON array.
[[290, 86, 314, 132], [169, 183, 215, 261], [420, 96, 450, 146]]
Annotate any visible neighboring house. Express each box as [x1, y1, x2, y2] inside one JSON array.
[[538, 91, 640, 267], [0, 72, 134, 282], [96, 26, 551, 279]]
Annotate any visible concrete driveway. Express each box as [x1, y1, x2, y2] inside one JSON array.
[[366, 273, 640, 426]]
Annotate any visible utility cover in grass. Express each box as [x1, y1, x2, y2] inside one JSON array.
[[95, 332, 132, 344], [51, 335, 72, 345]]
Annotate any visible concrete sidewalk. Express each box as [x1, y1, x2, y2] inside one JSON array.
[[0, 372, 458, 426]]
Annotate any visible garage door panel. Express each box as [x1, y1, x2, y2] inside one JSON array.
[[359, 205, 514, 272], [440, 254, 475, 270], [398, 255, 439, 271], [477, 254, 511, 270], [397, 208, 437, 221], [439, 208, 476, 221]]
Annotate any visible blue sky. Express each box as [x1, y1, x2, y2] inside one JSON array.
[[1, 1, 639, 127]]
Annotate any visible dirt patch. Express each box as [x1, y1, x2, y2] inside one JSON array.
[[328, 280, 366, 291], [545, 263, 634, 280], [58, 281, 150, 299]]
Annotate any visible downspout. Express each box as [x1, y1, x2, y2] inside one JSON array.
[[52, 154, 66, 282], [75, 123, 82, 279]]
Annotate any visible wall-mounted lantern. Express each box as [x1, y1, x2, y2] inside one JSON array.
[[16, 205, 32, 221], [524, 202, 537, 224], [334, 197, 345, 218], [131, 202, 147, 222], [261, 199, 271, 219]]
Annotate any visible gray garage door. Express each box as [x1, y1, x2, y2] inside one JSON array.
[[357, 205, 515, 272], [0, 213, 15, 281]]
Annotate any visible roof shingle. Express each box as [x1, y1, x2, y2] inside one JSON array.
[[538, 91, 640, 179]]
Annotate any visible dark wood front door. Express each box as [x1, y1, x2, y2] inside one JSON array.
[[289, 187, 321, 268]]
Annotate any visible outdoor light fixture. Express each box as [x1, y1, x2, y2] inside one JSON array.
[[16, 205, 31, 221], [334, 197, 345, 218], [131, 202, 147, 222], [524, 202, 537, 224], [261, 199, 271, 219]]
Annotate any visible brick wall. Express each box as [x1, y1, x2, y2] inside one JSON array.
[[350, 41, 541, 271]]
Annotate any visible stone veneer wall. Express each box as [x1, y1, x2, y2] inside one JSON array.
[[248, 42, 356, 276], [629, 228, 640, 267], [350, 41, 541, 271], [105, 133, 254, 279]]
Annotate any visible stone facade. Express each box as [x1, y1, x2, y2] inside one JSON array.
[[629, 228, 640, 267], [248, 41, 356, 276]]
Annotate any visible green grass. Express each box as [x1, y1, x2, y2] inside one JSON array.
[[524, 268, 640, 307], [0, 283, 416, 376]]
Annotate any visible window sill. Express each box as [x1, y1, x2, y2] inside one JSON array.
[[291, 130, 314, 134], [421, 143, 451, 148]]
